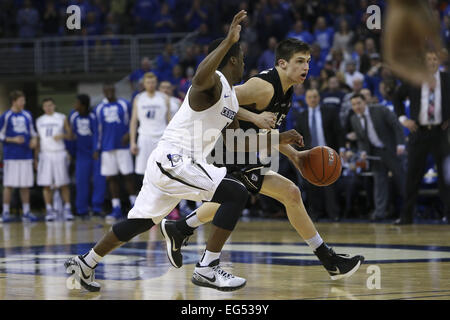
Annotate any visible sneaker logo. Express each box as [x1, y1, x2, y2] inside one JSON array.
[[171, 237, 179, 252], [329, 266, 341, 275], [198, 272, 216, 283]]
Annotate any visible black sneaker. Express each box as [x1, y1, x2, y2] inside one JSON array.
[[314, 243, 365, 280], [160, 218, 190, 268]]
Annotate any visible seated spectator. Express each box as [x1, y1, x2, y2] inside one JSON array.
[[286, 20, 315, 44], [364, 53, 383, 98], [178, 66, 194, 100], [85, 11, 102, 36], [184, 0, 208, 31], [133, 0, 160, 34], [308, 43, 326, 78], [321, 76, 346, 110], [16, 0, 40, 39], [89, 0, 108, 22], [351, 41, 371, 74], [313, 16, 334, 55], [180, 45, 198, 77], [258, 37, 277, 71], [155, 43, 179, 82], [241, 41, 258, 78], [344, 60, 364, 90], [154, 2, 175, 34], [378, 80, 395, 113], [104, 13, 121, 35], [42, 0, 60, 36], [167, 64, 183, 90], [129, 57, 155, 92], [285, 83, 306, 131], [195, 23, 213, 46], [332, 19, 354, 54], [327, 47, 349, 74]]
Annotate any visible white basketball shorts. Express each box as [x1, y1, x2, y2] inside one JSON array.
[[3, 159, 34, 188], [101, 149, 134, 176], [128, 143, 226, 224], [135, 135, 160, 175], [37, 151, 70, 187]]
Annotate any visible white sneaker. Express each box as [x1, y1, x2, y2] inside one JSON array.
[[191, 259, 246, 291], [64, 255, 101, 292], [45, 211, 57, 222], [64, 209, 74, 221]]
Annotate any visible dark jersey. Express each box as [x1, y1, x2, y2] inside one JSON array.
[[239, 67, 294, 131]]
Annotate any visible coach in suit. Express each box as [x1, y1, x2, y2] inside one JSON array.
[[296, 88, 344, 221], [349, 93, 406, 221], [393, 50, 450, 225]]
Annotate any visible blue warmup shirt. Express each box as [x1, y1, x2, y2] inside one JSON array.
[[94, 98, 131, 152], [69, 110, 97, 156], [0, 109, 36, 160]]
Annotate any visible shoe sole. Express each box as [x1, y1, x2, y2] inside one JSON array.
[[64, 260, 101, 292], [191, 276, 246, 292], [160, 219, 182, 269], [330, 257, 365, 280]]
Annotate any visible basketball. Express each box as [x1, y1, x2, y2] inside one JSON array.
[[298, 146, 342, 186]]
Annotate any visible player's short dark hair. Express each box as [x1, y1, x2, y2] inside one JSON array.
[[42, 97, 55, 105], [208, 38, 241, 70], [350, 93, 366, 101], [275, 38, 310, 66], [77, 94, 90, 109], [9, 90, 25, 104]]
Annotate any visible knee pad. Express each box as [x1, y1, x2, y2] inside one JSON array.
[[211, 175, 249, 231], [112, 219, 155, 242]]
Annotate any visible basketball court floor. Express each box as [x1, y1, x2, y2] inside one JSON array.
[[0, 217, 449, 300]]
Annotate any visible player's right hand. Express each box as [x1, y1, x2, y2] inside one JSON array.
[[130, 143, 139, 155], [226, 10, 247, 44], [279, 129, 304, 147], [254, 112, 277, 129]]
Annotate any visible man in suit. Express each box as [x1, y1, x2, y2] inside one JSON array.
[[296, 88, 344, 221], [349, 93, 406, 221], [393, 49, 450, 224]]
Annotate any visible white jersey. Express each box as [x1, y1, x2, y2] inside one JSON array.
[[160, 70, 239, 160], [135, 91, 168, 137], [36, 112, 66, 152], [169, 96, 182, 116]]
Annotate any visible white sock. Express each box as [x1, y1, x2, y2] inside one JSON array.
[[3, 204, 10, 214], [305, 233, 324, 251], [111, 198, 121, 208], [186, 210, 203, 228], [64, 202, 71, 210], [199, 250, 221, 267], [22, 203, 30, 214], [82, 249, 103, 269], [46, 204, 53, 212], [129, 195, 137, 206]]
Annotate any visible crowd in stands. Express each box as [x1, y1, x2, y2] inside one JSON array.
[[2, 0, 450, 223]]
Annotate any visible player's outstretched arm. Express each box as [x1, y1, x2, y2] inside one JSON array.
[[236, 108, 276, 129], [191, 10, 246, 93]]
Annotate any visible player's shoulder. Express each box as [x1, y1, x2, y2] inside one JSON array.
[[0, 109, 12, 119], [239, 77, 275, 97]]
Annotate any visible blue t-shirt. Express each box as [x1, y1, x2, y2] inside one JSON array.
[[69, 110, 97, 156], [0, 109, 36, 160], [94, 98, 131, 152]]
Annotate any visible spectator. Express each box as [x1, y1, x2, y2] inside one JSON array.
[[258, 36, 277, 71], [344, 60, 365, 89], [129, 57, 154, 92], [351, 41, 371, 74], [286, 19, 315, 44], [296, 88, 344, 222], [0, 90, 38, 223], [154, 2, 175, 34], [85, 11, 103, 36], [133, 0, 160, 34], [327, 47, 349, 74], [308, 43, 326, 78], [179, 45, 198, 77], [104, 13, 121, 35], [241, 41, 258, 78], [321, 76, 346, 110], [155, 43, 180, 82], [16, 0, 40, 38], [184, 0, 208, 31], [313, 16, 334, 55], [168, 64, 184, 90], [332, 19, 354, 54], [42, 0, 60, 36], [349, 93, 406, 222], [378, 80, 395, 112], [195, 23, 213, 46]]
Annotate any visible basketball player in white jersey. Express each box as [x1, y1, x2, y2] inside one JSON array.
[[36, 98, 74, 221], [64, 11, 303, 292], [130, 72, 171, 176]]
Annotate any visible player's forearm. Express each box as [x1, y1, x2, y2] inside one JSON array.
[[236, 108, 257, 123], [277, 144, 298, 160], [192, 38, 234, 89]]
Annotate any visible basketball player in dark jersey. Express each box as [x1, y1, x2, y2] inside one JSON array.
[[161, 38, 365, 284]]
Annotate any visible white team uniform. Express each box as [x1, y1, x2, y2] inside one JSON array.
[[169, 96, 181, 116], [36, 112, 70, 187], [134, 91, 169, 174], [128, 71, 239, 223]]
